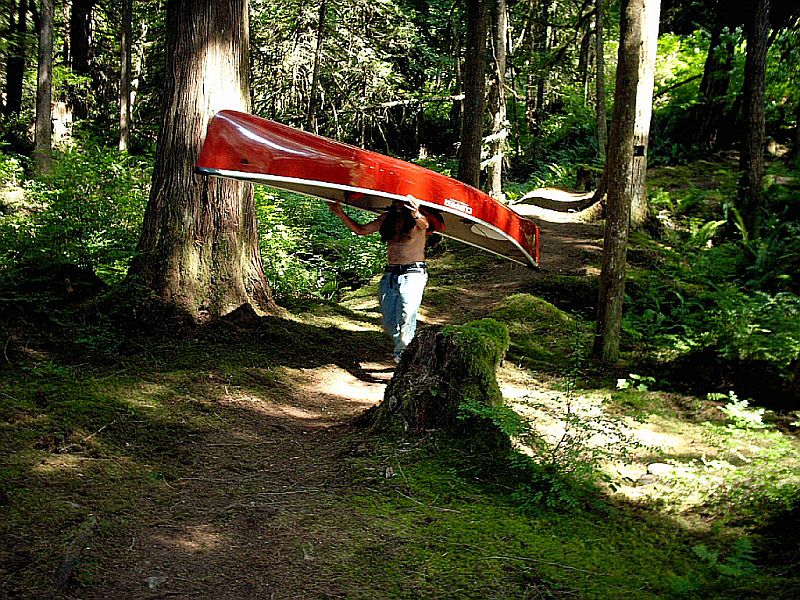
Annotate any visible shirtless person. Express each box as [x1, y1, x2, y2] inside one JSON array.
[[329, 196, 431, 363]]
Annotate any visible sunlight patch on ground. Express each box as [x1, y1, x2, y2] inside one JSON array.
[[497, 362, 800, 518], [289, 364, 386, 407], [153, 524, 224, 553]]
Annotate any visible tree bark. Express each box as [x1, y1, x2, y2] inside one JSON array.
[[737, 0, 770, 239], [69, 0, 95, 119], [369, 320, 511, 455], [693, 20, 734, 150], [629, 0, 660, 229], [592, 0, 642, 364], [487, 0, 507, 200], [595, 0, 607, 161], [457, 0, 489, 188], [119, 0, 132, 151], [4, 0, 27, 116], [129, 0, 275, 320], [34, 0, 53, 176]]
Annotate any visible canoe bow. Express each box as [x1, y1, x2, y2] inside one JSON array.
[[195, 110, 540, 267]]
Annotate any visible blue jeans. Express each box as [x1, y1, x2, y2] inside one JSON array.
[[378, 266, 428, 359]]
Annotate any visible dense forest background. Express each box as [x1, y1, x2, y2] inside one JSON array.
[[1, 0, 800, 597]]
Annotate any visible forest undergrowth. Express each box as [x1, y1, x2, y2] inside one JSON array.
[[1, 151, 800, 598]]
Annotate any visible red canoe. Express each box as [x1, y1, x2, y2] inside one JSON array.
[[195, 110, 540, 267]]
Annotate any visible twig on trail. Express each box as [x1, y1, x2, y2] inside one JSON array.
[[205, 441, 278, 447], [482, 555, 605, 576], [392, 488, 462, 514], [58, 420, 116, 453], [3, 336, 11, 364], [0, 389, 18, 401]]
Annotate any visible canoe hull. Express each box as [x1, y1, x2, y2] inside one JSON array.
[[195, 110, 540, 267]]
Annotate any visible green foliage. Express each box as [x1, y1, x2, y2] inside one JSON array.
[[254, 187, 385, 302], [0, 146, 150, 283], [670, 538, 757, 596], [713, 391, 767, 430]]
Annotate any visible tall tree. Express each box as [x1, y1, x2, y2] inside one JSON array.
[[69, 0, 95, 118], [129, 0, 275, 319], [592, 0, 643, 363], [629, 0, 660, 228], [34, 0, 53, 176], [595, 0, 608, 161], [693, 13, 735, 150], [457, 0, 489, 188], [487, 0, 507, 200], [119, 0, 132, 150], [4, 0, 27, 116], [736, 0, 770, 238]]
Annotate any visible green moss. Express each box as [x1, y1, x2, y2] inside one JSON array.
[[489, 293, 589, 372]]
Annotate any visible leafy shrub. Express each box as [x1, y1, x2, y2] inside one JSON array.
[[255, 187, 384, 301], [0, 146, 150, 283]]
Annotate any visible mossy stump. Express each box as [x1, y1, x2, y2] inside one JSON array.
[[369, 318, 512, 454]]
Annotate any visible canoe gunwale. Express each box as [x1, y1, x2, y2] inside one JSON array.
[[195, 166, 539, 268]]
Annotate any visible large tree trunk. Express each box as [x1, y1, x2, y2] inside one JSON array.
[[486, 0, 507, 200], [592, 0, 643, 364], [4, 0, 27, 116], [457, 0, 489, 188], [737, 0, 769, 239], [628, 0, 660, 229], [34, 0, 53, 176], [595, 0, 608, 161], [118, 0, 132, 151], [129, 0, 275, 320]]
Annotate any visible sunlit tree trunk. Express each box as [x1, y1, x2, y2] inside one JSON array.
[[457, 0, 489, 188], [4, 0, 27, 116], [129, 0, 275, 320], [595, 0, 607, 161], [306, 0, 326, 133], [119, 0, 132, 151], [34, 0, 53, 176], [487, 0, 507, 200], [629, 0, 660, 229], [593, 0, 642, 363], [737, 0, 769, 238]]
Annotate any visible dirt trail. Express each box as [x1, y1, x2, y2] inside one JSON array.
[[88, 213, 602, 599]]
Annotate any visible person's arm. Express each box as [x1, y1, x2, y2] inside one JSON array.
[[404, 196, 429, 231], [328, 201, 384, 235]]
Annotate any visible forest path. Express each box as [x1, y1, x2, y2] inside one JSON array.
[[89, 214, 604, 599]]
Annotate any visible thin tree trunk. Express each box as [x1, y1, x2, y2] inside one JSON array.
[[34, 0, 53, 176], [487, 0, 507, 200], [119, 0, 132, 151], [457, 0, 489, 188], [792, 101, 800, 160], [129, 0, 275, 320], [592, 0, 643, 363], [629, 0, 660, 229], [694, 20, 734, 150], [595, 0, 607, 161], [306, 0, 326, 133], [737, 0, 770, 238], [4, 0, 27, 116]]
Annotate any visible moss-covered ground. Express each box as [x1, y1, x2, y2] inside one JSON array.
[[2, 160, 800, 597]]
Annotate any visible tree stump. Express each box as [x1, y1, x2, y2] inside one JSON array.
[[368, 318, 512, 454]]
